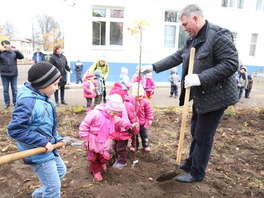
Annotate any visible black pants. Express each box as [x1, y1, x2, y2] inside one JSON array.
[[102, 79, 106, 103], [54, 85, 65, 102], [170, 85, 178, 96], [185, 106, 225, 180], [131, 126, 149, 149], [113, 139, 129, 164]]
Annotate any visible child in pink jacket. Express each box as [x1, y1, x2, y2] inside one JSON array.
[[130, 82, 154, 152], [109, 82, 138, 169], [143, 72, 155, 99], [79, 94, 137, 181], [82, 72, 97, 112]]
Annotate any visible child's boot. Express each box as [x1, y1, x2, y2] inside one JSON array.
[[93, 172, 103, 181], [144, 147, 151, 152], [113, 162, 127, 169]]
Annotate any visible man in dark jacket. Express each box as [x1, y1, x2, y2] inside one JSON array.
[[141, 4, 239, 183], [0, 40, 24, 109]]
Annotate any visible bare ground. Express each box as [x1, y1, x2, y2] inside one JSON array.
[[0, 77, 263, 198]]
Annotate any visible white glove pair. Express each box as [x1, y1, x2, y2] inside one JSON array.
[[140, 65, 153, 75], [184, 74, 201, 88]]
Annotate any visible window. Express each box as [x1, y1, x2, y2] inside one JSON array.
[[92, 8, 124, 46], [231, 32, 237, 46], [222, 0, 244, 9], [249, 33, 258, 56], [256, 0, 264, 11], [164, 10, 188, 48]]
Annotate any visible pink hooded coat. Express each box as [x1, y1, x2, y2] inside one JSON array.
[[131, 97, 154, 129], [79, 105, 132, 154], [83, 80, 97, 98]]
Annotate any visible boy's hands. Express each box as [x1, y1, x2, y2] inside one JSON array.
[[45, 142, 54, 153]]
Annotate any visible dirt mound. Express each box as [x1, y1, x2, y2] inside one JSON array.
[[0, 106, 263, 198]]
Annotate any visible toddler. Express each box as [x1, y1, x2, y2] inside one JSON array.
[[94, 69, 105, 106], [79, 94, 137, 181], [130, 82, 154, 152], [82, 72, 97, 112], [120, 67, 132, 95], [143, 72, 155, 99], [109, 82, 137, 168]]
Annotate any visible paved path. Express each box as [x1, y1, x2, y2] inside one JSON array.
[[0, 64, 263, 109]]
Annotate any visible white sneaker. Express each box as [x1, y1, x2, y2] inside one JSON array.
[[113, 163, 127, 169]]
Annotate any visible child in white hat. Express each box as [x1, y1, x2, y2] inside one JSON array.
[[130, 82, 154, 152]]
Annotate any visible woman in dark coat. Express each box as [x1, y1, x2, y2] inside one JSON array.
[[49, 44, 72, 106]]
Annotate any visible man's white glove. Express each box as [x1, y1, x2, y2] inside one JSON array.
[[184, 74, 201, 88], [140, 65, 153, 75]]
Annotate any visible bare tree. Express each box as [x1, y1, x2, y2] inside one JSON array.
[[33, 14, 63, 51], [1, 22, 15, 39]]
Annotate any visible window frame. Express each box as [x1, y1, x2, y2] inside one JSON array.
[[222, 0, 244, 9], [256, 0, 264, 11], [92, 7, 124, 48], [163, 10, 189, 49], [249, 33, 258, 57]]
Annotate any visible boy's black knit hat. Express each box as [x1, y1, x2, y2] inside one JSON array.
[[28, 62, 61, 89]]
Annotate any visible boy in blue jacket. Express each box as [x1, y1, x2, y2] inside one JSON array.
[[8, 62, 66, 198]]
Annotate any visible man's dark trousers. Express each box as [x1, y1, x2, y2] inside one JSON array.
[[185, 106, 226, 180]]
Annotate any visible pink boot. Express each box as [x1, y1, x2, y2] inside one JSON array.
[[86, 108, 91, 113], [93, 172, 103, 181]]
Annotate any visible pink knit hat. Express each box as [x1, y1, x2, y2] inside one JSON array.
[[109, 82, 125, 100], [105, 94, 124, 112]]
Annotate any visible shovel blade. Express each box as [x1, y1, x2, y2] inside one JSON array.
[[156, 170, 181, 182]]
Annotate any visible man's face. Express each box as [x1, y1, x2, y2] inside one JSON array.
[[2, 43, 11, 51], [181, 15, 199, 37]]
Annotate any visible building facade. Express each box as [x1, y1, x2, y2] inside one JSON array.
[[64, 0, 264, 82]]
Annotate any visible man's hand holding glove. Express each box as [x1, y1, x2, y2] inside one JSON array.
[[140, 65, 153, 75], [184, 74, 201, 88]]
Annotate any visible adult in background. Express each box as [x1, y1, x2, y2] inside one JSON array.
[[32, 48, 45, 63], [49, 44, 72, 106], [87, 57, 110, 103], [73, 59, 84, 84], [141, 4, 239, 183], [0, 40, 24, 109]]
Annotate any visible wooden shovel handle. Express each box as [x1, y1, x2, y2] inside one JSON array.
[[0, 141, 65, 166], [176, 47, 196, 165]]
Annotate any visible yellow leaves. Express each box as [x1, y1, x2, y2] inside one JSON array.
[[243, 121, 249, 127], [127, 20, 150, 35]]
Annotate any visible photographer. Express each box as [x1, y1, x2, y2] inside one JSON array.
[[0, 40, 24, 109]]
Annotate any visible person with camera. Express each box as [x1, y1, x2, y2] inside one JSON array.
[[0, 40, 24, 109]]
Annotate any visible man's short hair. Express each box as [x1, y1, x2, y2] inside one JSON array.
[[1, 40, 10, 46]]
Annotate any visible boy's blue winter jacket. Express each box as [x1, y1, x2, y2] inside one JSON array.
[[7, 82, 63, 164]]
